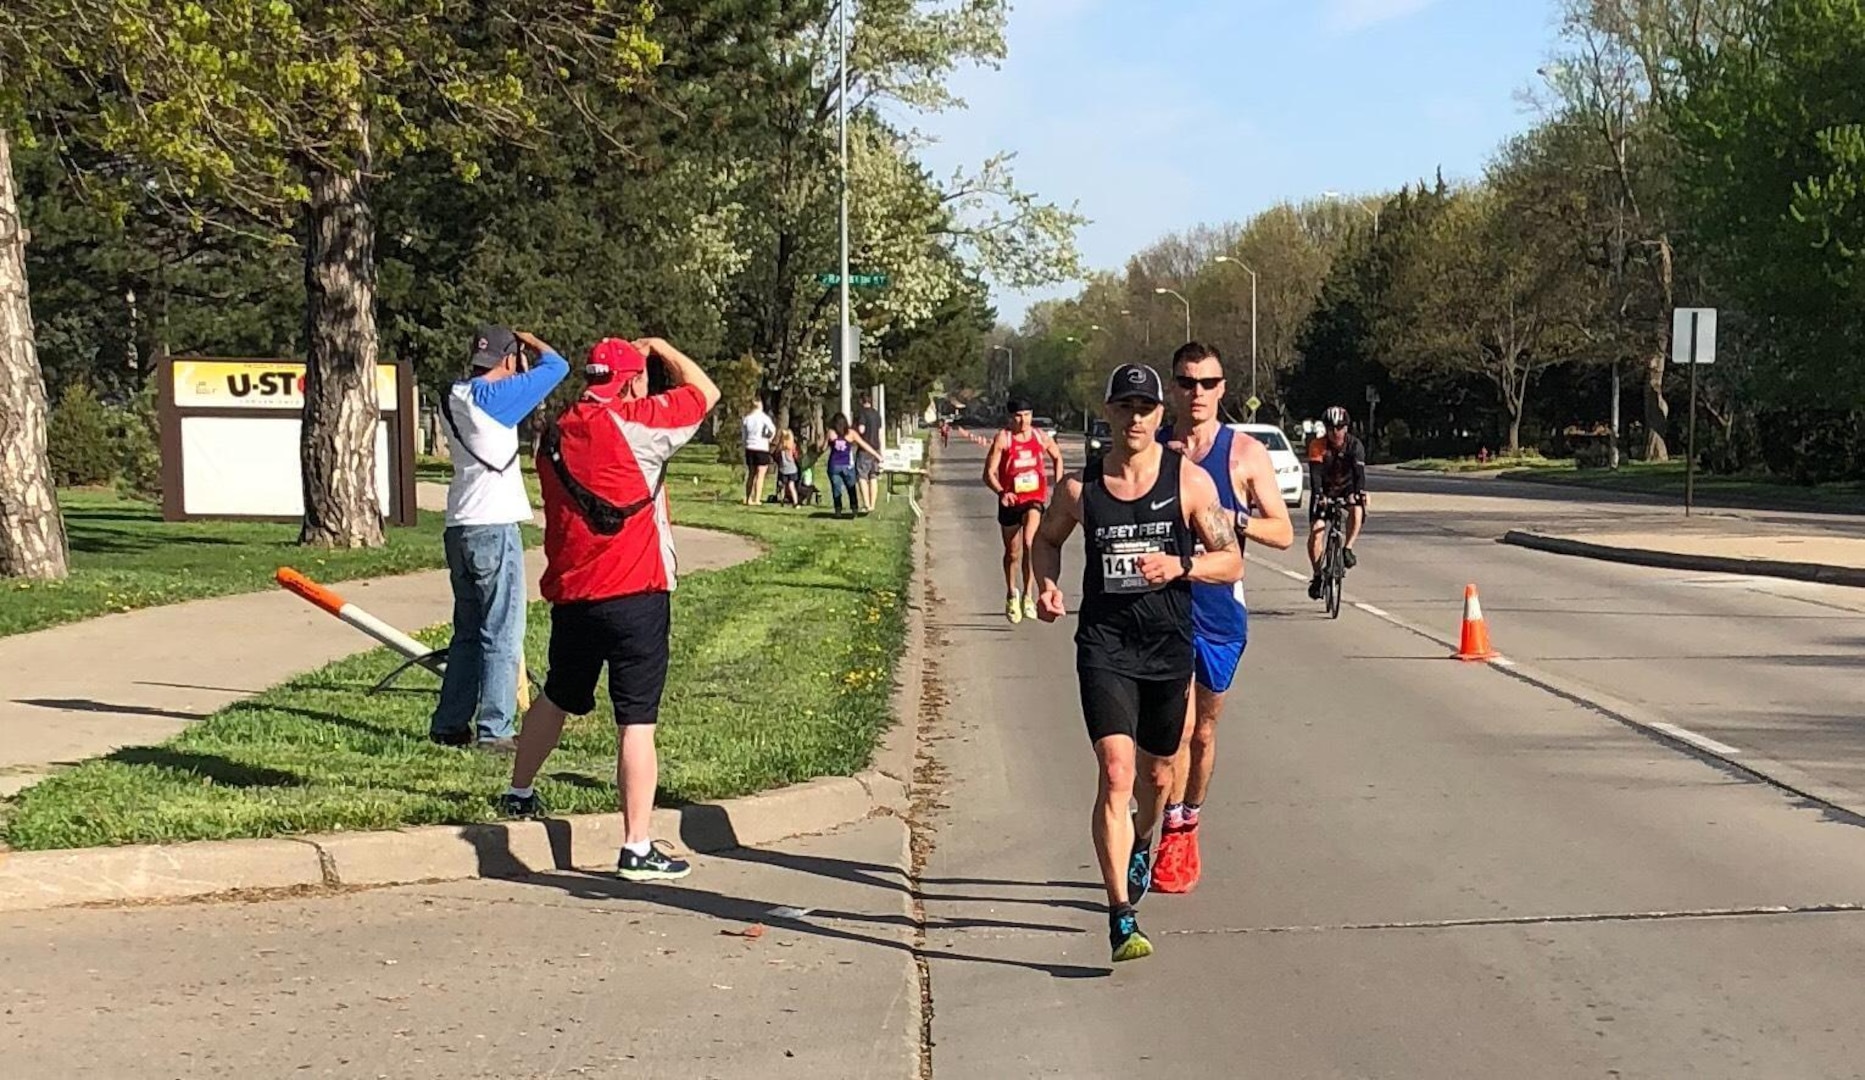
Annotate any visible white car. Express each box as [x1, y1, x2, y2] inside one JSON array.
[[1229, 423, 1306, 508]]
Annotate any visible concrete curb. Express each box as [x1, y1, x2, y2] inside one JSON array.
[[0, 504, 929, 916], [1501, 530, 1865, 589]]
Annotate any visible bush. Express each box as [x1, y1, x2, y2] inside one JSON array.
[[1757, 409, 1864, 484], [116, 382, 163, 500], [47, 383, 117, 487], [1574, 443, 1613, 470]]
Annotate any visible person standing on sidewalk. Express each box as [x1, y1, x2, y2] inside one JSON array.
[[741, 398, 777, 507], [500, 336, 719, 881], [855, 391, 884, 514], [1031, 363, 1244, 963], [1151, 342, 1293, 894], [430, 326, 568, 751]]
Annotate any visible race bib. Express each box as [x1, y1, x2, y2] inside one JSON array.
[[1013, 471, 1041, 494], [1101, 540, 1166, 594]]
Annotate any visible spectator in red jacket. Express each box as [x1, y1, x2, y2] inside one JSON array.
[[498, 335, 721, 882]]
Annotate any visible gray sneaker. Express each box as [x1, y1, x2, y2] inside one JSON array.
[[476, 737, 518, 755]]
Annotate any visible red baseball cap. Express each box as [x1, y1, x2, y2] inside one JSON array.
[[587, 338, 647, 382]]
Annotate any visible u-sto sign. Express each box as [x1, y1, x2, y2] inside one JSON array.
[[159, 358, 416, 525]]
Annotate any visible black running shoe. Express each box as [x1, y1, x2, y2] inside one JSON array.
[[429, 730, 472, 748], [1307, 575, 1324, 600], [496, 791, 544, 819], [618, 841, 692, 882], [1109, 906, 1154, 963]]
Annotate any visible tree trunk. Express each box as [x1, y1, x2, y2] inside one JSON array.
[[298, 126, 384, 549], [0, 129, 69, 580], [1644, 234, 1674, 461]]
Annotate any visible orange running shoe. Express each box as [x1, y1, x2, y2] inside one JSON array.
[[1179, 821, 1202, 891], [1151, 824, 1194, 894]]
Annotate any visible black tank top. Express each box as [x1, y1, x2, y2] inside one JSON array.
[[1075, 450, 1195, 679]]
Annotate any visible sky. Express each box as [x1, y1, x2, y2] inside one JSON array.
[[908, 0, 1565, 325]]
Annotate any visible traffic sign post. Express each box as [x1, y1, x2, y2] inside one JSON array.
[[1365, 386, 1381, 460], [1672, 307, 1717, 517], [1244, 394, 1261, 420]]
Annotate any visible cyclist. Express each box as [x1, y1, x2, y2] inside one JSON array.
[[1307, 406, 1368, 600]]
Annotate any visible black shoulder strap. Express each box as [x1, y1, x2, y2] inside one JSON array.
[[539, 420, 663, 536], [441, 392, 519, 474]]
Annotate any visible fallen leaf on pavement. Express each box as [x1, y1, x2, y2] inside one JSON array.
[[721, 924, 767, 940]]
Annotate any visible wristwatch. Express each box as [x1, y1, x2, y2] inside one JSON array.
[[1179, 552, 1194, 579]]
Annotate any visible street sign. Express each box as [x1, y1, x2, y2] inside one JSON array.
[[1671, 307, 1717, 365], [817, 272, 891, 288], [1245, 395, 1262, 414], [832, 325, 861, 367]]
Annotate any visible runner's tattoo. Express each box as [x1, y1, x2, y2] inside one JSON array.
[[1196, 503, 1239, 551]]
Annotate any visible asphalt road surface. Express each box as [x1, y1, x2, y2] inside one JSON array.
[[919, 433, 1865, 1078]]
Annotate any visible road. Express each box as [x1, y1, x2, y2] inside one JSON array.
[[919, 434, 1865, 1077], [5, 433, 1864, 1078]]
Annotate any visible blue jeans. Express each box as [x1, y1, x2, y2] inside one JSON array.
[[828, 466, 858, 515], [432, 524, 526, 741]]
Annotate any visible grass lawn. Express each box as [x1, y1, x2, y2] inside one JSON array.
[[2, 447, 917, 850], [1500, 459, 1865, 514], [1393, 453, 1568, 474], [0, 490, 532, 638]]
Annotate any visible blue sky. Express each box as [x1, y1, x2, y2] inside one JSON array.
[[910, 0, 1564, 324]]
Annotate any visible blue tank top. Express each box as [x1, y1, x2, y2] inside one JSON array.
[[828, 436, 854, 470], [1161, 425, 1248, 642]]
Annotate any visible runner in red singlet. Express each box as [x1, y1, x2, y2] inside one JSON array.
[[983, 397, 1065, 624]]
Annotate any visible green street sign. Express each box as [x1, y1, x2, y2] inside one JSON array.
[[817, 272, 891, 288], [1245, 395, 1262, 414]]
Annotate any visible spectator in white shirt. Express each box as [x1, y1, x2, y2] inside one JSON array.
[[741, 399, 777, 506]]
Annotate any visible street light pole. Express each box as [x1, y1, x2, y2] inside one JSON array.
[[1323, 190, 1380, 237], [837, 0, 852, 422], [1154, 287, 1191, 344], [1212, 256, 1259, 417], [992, 344, 1013, 390]]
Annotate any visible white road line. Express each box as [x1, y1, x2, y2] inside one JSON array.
[[1649, 721, 1743, 756], [1353, 602, 1392, 619]]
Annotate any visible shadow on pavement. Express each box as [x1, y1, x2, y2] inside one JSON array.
[[14, 697, 205, 722]]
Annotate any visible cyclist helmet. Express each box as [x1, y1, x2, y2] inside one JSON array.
[[1323, 405, 1350, 430]]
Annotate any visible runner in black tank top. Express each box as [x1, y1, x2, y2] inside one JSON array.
[[1029, 363, 1245, 965], [1076, 450, 1195, 682]]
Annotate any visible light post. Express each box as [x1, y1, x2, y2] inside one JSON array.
[[991, 344, 1014, 390], [1323, 190, 1380, 236], [1118, 309, 1150, 348], [836, 0, 852, 421], [1212, 255, 1259, 417], [1154, 287, 1191, 344]]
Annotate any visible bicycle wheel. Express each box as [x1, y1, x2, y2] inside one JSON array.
[[1325, 523, 1345, 619]]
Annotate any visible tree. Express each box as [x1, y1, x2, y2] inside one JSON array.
[[1382, 183, 1594, 453], [34, 0, 660, 547], [0, 128, 67, 578]]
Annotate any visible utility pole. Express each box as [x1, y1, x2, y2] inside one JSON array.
[[837, 0, 852, 422]]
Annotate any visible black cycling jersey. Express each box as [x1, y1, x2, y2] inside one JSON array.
[[1312, 434, 1367, 498]]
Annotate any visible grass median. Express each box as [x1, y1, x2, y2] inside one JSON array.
[[1499, 460, 1865, 514], [0, 490, 494, 638], [2, 449, 917, 851]]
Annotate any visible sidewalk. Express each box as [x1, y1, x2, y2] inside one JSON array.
[[1503, 526, 1865, 588], [0, 490, 759, 797]]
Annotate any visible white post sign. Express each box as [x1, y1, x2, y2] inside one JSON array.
[[1671, 307, 1717, 366]]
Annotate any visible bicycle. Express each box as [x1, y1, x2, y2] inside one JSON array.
[[1314, 495, 1355, 619]]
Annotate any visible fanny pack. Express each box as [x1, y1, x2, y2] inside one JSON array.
[[538, 420, 662, 535]]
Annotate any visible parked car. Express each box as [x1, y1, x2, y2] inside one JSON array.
[[1230, 423, 1306, 507], [1032, 415, 1057, 434], [1085, 418, 1112, 464]]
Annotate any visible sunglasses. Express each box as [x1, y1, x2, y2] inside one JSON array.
[[1174, 375, 1224, 391]]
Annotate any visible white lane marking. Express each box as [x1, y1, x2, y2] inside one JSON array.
[[1650, 722, 1742, 756], [1490, 657, 1516, 668], [1353, 602, 1392, 619]]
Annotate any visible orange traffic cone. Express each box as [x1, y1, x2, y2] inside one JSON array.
[[1453, 583, 1500, 662]]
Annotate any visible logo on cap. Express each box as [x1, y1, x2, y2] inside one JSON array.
[[1127, 368, 1146, 385]]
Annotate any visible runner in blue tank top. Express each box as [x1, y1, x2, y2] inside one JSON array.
[[1151, 342, 1293, 893]]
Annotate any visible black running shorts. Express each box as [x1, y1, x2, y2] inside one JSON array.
[[1077, 665, 1189, 758], [997, 501, 1042, 529], [544, 591, 672, 725]]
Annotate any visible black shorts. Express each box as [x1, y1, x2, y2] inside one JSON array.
[[1078, 666, 1189, 758], [745, 448, 774, 470], [997, 501, 1042, 529], [543, 592, 673, 726]]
